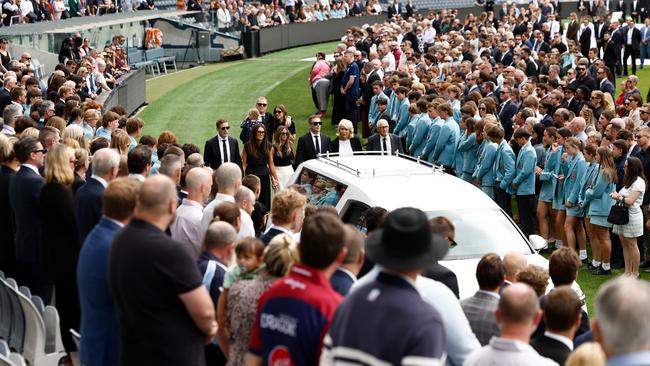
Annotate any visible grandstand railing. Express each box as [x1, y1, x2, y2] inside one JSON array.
[[97, 67, 146, 116]]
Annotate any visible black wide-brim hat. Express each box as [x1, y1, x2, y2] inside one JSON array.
[[366, 207, 449, 272]]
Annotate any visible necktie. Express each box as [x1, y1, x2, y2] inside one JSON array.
[[314, 135, 320, 154], [221, 139, 229, 162], [382, 137, 388, 154]]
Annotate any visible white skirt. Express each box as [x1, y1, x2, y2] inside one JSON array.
[[276, 165, 295, 190]]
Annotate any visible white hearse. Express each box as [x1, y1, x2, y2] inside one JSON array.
[[290, 152, 582, 301]]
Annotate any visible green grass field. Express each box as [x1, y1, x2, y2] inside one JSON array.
[[138, 42, 650, 314]]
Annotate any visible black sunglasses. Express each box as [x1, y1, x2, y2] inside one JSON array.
[[220, 126, 230, 130], [280, 132, 289, 136], [257, 103, 267, 107], [33, 149, 47, 154]]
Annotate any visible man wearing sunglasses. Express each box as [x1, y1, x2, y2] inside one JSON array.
[[254, 96, 274, 133], [204, 118, 241, 171], [295, 115, 331, 168]]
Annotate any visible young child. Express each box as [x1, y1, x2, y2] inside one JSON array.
[[216, 238, 265, 357]]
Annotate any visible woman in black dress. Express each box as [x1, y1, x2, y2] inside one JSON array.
[[242, 124, 279, 209], [270, 104, 296, 142], [272, 125, 295, 190], [0, 134, 18, 278], [39, 144, 81, 355]]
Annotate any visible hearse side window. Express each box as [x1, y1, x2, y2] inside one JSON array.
[[296, 168, 348, 208], [341, 200, 370, 233]]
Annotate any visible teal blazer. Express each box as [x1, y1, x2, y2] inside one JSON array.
[[513, 141, 537, 195], [422, 117, 443, 159], [368, 92, 387, 126], [431, 116, 460, 166], [552, 146, 569, 209], [578, 162, 599, 206], [494, 140, 516, 194], [393, 99, 410, 137], [458, 133, 478, 174], [452, 99, 461, 123], [538, 147, 559, 202], [406, 113, 425, 147], [474, 139, 498, 186], [409, 114, 433, 157], [564, 153, 587, 206], [584, 169, 616, 217], [387, 90, 398, 121]]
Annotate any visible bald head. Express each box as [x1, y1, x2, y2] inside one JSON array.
[[185, 167, 212, 191], [498, 283, 540, 325], [215, 162, 242, 194], [570, 117, 586, 133], [503, 251, 527, 282], [137, 175, 177, 216]]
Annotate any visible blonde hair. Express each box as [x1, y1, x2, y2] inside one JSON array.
[[564, 342, 605, 366], [265, 234, 299, 277], [110, 129, 131, 156], [247, 108, 260, 120], [337, 119, 354, 137], [20, 127, 40, 139], [63, 123, 87, 149], [0, 134, 14, 163], [45, 116, 66, 134], [602, 92, 615, 112], [271, 188, 307, 225], [44, 144, 74, 185], [63, 138, 80, 149]]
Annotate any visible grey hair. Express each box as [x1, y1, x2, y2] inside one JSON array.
[[235, 185, 254, 204], [595, 277, 650, 354], [2, 104, 22, 127], [91, 148, 121, 176], [159, 154, 182, 177], [215, 162, 242, 190], [203, 221, 237, 250], [337, 119, 354, 136]]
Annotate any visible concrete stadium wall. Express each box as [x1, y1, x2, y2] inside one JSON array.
[[97, 67, 146, 116]]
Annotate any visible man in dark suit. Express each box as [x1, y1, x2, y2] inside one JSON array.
[[258, 189, 305, 245], [594, 16, 609, 56], [565, 12, 580, 44], [616, 0, 628, 18], [366, 119, 405, 154], [8, 136, 47, 299], [623, 17, 641, 75], [204, 118, 242, 170], [422, 216, 460, 299], [254, 96, 274, 134], [522, 48, 539, 78], [77, 178, 140, 366], [330, 225, 364, 296], [295, 115, 331, 168], [579, 20, 593, 57], [597, 65, 616, 96], [75, 148, 120, 243], [611, 21, 625, 76], [631, 0, 642, 22], [498, 87, 520, 141], [0, 76, 15, 115], [531, 31, 551, 53], [531, 287, 582, 365], [496, 43, 513, 66], [602, 32, 618, 83], [387, 0, 401, 18]]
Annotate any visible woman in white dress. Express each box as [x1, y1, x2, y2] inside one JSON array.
[[271, 125, 295, 190], [610, 157, 646, 278]]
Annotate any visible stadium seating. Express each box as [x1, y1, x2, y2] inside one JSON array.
[[0, 276, 67, 366], [128, 48, 160, 76], [145, 47, 178, 74]]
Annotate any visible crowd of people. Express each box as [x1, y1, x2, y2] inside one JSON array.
[[2, 2, 650, 366]]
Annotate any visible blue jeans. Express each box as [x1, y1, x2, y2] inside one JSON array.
[[641, 43, 650, 68]]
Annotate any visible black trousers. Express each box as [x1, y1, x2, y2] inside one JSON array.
[[494, 185, 512, 217], [623, 46, 638, 75], [18, 260, 53, 304], [345, 94, 359, 131], [517, 194, 536, 237]]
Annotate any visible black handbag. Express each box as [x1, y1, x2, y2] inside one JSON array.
[[608, 201, 629, 225]]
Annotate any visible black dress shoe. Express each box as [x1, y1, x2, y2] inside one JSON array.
[[592, 266, 612, 275], [587, 263, 598, 271]]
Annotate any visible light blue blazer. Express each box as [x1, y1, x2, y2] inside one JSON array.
[[584, 169, 616, 217], [552, 146, 569, 210], [387, 89, 398, 120], [393, 99, 411, 137], [564, 153, 587, 206], [578, 162, 599, 207], [452, 99, 462, 123], [409, 114, 434, 157], [494, 140, 516, 194], [368, 92, 387, 126], [406, 113, 425, 147], [474, 139, 498, 186], [513, 141, 536, 195], [422, 117, 443, 159], [538, 147, 559, 202], [458, 133, 478, 174], [431, 116, 460, 166]]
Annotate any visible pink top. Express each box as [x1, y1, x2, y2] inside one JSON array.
[[310, 59, 331, 83]]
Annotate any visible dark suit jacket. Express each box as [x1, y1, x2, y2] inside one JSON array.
[[295, 132, 332, 168], [531, 334, 572, 366], [616, 0, 627, 17], [566, 21, 580, 43], [259, 227, 285, 246], [387, 3, 401, 17], [525, 58, 539, 77], [9, 165, 44, 263], [579, 27, 592, 55], [599, 78, 616, 96], [603, 39, 618, 66], [496, 50, 513, 66], [40, 183, 79, 280], [423, 263, 459, 299], [75, 177, 105, 242], [0, 87, 10, 115], [330, 268, 355, 296], [0, 165, 16, 276], [362, 71, 381, 106], [498, 99, 520, 141], [366, 133, 404, 154], [203, 135, 242, 170], [625, 26, 642, 51], [331, 137, 363, 154]]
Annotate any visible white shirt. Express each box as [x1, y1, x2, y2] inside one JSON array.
[[628, 26, 634, 44], [127, 173, 146, 182], [422, 26, 436, 44], [201, 193, 235, 232], [219, 137, 231, 163], [543, 331, 574, 351], [338, 139, 353, 156], [380, 135, 392, 154], [1, 125, 15, 136], [238, 208, 256, 240], [311, 133, 323, 154], [171, 199, 204, 258], [19, 0, 34, 15]]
